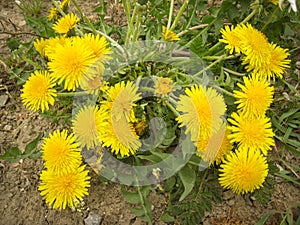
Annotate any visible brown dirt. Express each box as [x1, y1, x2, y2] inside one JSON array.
[[0, 1, 299, 225]]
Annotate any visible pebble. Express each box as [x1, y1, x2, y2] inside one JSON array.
[[4, 124, 12, 131], [84, 212, 103, 225], [0, 95, 8, 107]]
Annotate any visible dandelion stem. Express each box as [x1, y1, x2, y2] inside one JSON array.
[[56, 92, 87, 97], [241, 7, 259, 24], [170, 0, 189, 30], [212, 85, 234, 97], [222, 67, 246, 76], [71, 0, 97, 35], [261, 7, 279, 31], [177, 24, 209, 37], [167, 0, 174, 29], [193, 54, 236, 77], [165, 100, 180, 117], [184, 18, 217, 47]]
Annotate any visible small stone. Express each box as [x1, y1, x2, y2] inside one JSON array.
[[84, 212, 102, 225], [4, 124, 12, 131], [0, 95, 8, 107]]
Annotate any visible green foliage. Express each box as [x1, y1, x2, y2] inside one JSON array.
[[0, 134, 42, 162], [122, 185, 153, 224], [16, 0, 43, 16], [161, 168, 222, 225]]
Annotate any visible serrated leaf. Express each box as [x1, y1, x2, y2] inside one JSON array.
[[24, 133, 42, 155], [122, 188, 141, 204], [178, 165, 196, 201], [0, 147, 22, 162]]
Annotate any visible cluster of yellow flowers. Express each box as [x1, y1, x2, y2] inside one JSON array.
[[20, 4, 291, 206], [39, 130, 90, 210], [217, 23, 290, 194], [220, 23, 290, 80]]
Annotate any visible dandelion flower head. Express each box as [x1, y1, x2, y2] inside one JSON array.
[[162, 26, 180, 41], [227, 112, 275, 155], [41, 130, 82, 173], [52, 13, 80, 34], [176, 85, 227, 141], [48, 37, 96, 91], [21, 70, 57, 112], [234, 74, 274, 117], [39, 165, 90, 210], [219, 148, 268, 194], [196, 123, 233, 165], [219, 25, 243, 54], [247, 43, 290, 80], [72, 106, 102, 149], [154, 77, 175, 96]]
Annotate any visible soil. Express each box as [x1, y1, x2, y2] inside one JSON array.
[[0, 1, 299, 225]]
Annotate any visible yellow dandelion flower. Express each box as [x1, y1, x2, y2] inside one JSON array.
[[227, 112, 275, 155], [176, 85, 227, 141], [154, 77, 175, 96], [219, 25, 243, 54], [60, 0, 71, 10], [34, 38, 48, 57], [39, 165, 90, 210], [98, 109, 141, 157], [44, 36, 68, 59], [41, 130, 82, 173], [21, 71, 57, 112], [234, 74, 274, 117], [78, 33, 112, 60], [104, 81, 141, 121], [72, 106, 102, 149], [248, 43, 290, 80], [162, 26, 180, 41], [48, 7, 58, 21], [52, 13, 80, 34], [196, 123, 233, 165], [238, 23, 271, 68], [219, 148, 268, 194], [48, 37, 96, 91]]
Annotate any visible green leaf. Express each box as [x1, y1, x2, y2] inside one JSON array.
[[178, 164, 196, 201], [160, 211, 175, 222], [130, 207, 146, 217], [122, 188, 141, 204], [255, 210, 278, 225], [0, 147, 22, 162], [24, 133, 42, 155], [279, 108, 299, 123]]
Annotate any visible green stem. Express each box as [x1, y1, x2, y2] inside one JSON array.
[[21, 55, 44, 70], [222, 67, 246, 76], [261, 7, 279, 31], [193, 54, 236, 77], [165, 100, 180, 117], [184, 18, 217, 47], [170, 0, 189, 30], [167, 0, 174, 29], [56, 91, 87, 97], [71, 0, 97, 35], [132, 12, 141, 41], [204, 42, 223, 56], [212, 85, 235, 97], [241, 7, 259, 24], [177, 24, 209, 37], [184, 0, 198, 31]]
